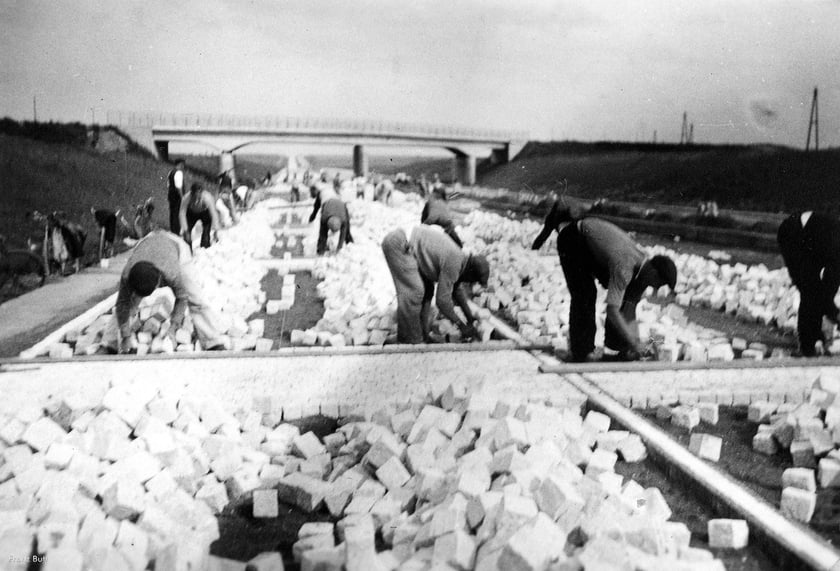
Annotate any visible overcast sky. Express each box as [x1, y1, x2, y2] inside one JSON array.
[[2, 0, 839, 149]]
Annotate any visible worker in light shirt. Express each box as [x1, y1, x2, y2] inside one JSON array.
[[421, 187, 463, 248], [102, 230, 226, 353], [382, 225, 489, 344], [777, 211, 840, 357], [533, 203, 677, 362]]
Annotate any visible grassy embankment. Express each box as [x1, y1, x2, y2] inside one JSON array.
[[477, 141, 840, 214]]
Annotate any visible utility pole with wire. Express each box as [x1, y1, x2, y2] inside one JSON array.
[[680, 112, 694, 145], [806, 87, 819, 151], [33, 95, 37, 122]]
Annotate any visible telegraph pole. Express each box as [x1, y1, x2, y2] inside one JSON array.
[[33, 95, 37, 122], [680, 112, 694, 144], [806, 87, 819, 151]]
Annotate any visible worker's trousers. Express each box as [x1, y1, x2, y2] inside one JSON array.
[[168, 190, 181, 235], [557, 223, 637, 361], [382, 229, 425, 344], [778, 213, 840, 356], [186, 209, 212, 249]]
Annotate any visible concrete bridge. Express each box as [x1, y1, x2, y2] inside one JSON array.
[[106, 111, 528, 185]]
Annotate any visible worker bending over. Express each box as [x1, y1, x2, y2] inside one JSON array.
[[103, 230, 226, 353], [317, 196, 353, 255], [421, 188, 462, 247], [382, 225, 489, 344], [533, 212, 677, 362], [179, 183, 220, 250], [308, 182, 338, 224], [777, 211, 840, 357]]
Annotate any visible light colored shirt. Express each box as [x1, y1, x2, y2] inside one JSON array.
[[577, 218, 646, 307], [409, 226, 467, 323], [115, 231, 192, 336]]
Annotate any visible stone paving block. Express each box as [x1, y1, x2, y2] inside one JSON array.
[[670, 406, 700, 431], [22, 417, 66, 452], [145, 468, 178, 501], [102, 480, 146, 520], [534, 474, 585, 522], [115, 520, 150, 571], [781, 468, 816, 492], [344, 518, 379, 571], [708, 519, 749, 549], [43, 442, 74, 470], [493, 417, 529, 450], [795, 417, 825, 441], [253, 489, 279, 518], [594, 430, 629, 453], [752, 431, 778, 456], [196, 479, 229, 514], [36, 517, 78, 552], [433, 529, 475, 570], [689, 433, 722, 462], [300, 546, 344, 571], [298, 522, 335, 540], [810, 430, 835, 457], [818, 458, 840, 488], [585, 449, 618, 478], [244, 551, 284, 571], [16, 459, 46, 496], [583, 411, 611, 434], [616, 434, 647, 463], [228, 465, 263, 501], [276, 472, 328, 513], [641, 487, 672, 521], [441, 384, 469, 412], [790, 440, 816, 468], [780, 487, 816, 523], [697, 402, 719, 426], [376, 456, 411, 491], [498, 512, 566, 571]]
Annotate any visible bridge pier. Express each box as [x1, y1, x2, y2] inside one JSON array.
[[353, 145, 368, 178], [154, 141, 169, 162], [453, 154, 476, 186], [220, 152, 237, 186]]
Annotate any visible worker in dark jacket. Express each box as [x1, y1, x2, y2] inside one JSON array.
[[317, 197, 353, 255], [103, 230, 226, 353], [382, 225, 489, 344], [167, 159, 186, 235], [421, 188, 462, 247], [533, 210, 677, 362], [308, 183, 337, 224], [777, 211, 840, 356]]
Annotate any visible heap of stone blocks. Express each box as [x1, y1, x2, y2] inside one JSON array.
[[742, 372, 840, 525], [0, 378, 729, 570]]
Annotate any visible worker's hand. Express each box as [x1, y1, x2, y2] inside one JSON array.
[[618, 347, 642, 362], [119, 335, 137, 355], [459, 321, 479, 343], [822, 316, 836, 349]]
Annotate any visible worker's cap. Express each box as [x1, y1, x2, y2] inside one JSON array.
[[650, 254, 678, 290], [327, 216, 342, 232], [463, 254, 490, 287], [127, 261, 161, 297]]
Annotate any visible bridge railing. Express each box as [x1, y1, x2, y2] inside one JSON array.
[[106, 110, 528, 141]]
